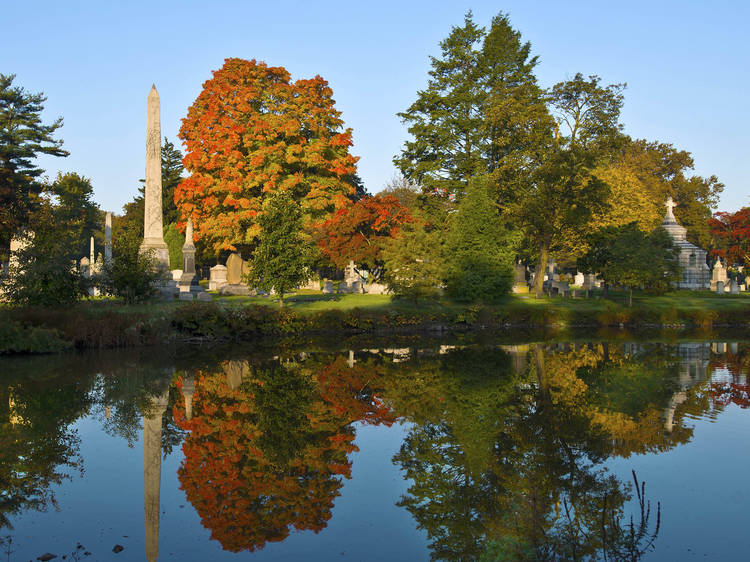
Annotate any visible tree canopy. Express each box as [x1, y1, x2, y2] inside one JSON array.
[[0, 74, 68, 251], [177, 58, 359, 255]]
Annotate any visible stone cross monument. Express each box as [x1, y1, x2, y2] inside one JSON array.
[[140, 85, 170, 270]]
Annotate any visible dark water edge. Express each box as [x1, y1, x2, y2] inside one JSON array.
[[2, 335, 749, 561]]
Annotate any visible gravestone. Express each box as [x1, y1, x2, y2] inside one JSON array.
[[366, 282, 388, 295], [179, 217, 200, 293], [574, 272, 585, 286], [350, 280, 362, 294], [729, 280, 740, 295], [226, 253, 244, 285], [322, 280, 334, 294], [178, 292, 194, 301], [196, 292, 212, 301], [171, 270, 183, 281], [710, 259, 728, 291], [209, 265, 228, 290], [80, 256, 91, 278], [715, 280, 725, 294]]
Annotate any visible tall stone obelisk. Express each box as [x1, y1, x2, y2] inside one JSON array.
[[140, 85, 170, 270]]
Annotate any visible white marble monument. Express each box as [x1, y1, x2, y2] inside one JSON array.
[[140, 85, 170, 270]]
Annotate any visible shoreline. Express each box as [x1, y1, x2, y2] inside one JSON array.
[[2, 292, 749, 355]]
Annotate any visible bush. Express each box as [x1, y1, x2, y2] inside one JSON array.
[[2, 226, 91, 306], [99, 229, 161, 303], [0, 320, 71, 354]]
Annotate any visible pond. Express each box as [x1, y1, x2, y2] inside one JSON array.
[[1, 336, 748, 561]]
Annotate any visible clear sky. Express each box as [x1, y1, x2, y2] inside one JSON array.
[[5, 0, 748, 214]]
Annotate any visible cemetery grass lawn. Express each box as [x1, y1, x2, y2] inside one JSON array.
[[211, 288, 750, 317]]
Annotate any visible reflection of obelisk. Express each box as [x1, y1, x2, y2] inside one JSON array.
[[181, 374, 194, 421], [140, 85, 170, 270], [144, 390, 169, 562]]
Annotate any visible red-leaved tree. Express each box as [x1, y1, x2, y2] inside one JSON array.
[[317, 194, 411, 288], [709, 207, 750, 267], [177, 58, 359, 254]]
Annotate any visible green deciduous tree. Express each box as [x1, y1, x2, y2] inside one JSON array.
[[246, 191, 312, 307], [578, 223, 681, 306], [51, 172, 101, 259], [0, 74, 68, 252], [445, 175, 516, 301], [507, 74, 625, 297], [1, 202, 90, 306]]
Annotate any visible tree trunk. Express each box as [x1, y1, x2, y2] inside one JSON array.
[[629, 287, 633, 308], [278, 293, 284, 308], [533, 235, 552, 298]]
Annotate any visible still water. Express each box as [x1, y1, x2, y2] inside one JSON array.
[[1, 337, 749, 561]]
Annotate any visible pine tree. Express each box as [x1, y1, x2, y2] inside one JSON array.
[[445, 175, 516, 301], [394, 12, 539, 200], [0, 74, 68, 251]]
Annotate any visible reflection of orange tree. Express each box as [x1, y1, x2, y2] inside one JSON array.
[[173, 354, 394, 552]]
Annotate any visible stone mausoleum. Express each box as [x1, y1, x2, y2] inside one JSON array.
[[661, 197, 710, 290]]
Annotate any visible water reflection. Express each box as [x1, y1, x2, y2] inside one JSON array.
[[0, 340, 748, 560]]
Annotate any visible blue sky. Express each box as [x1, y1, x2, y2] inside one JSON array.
[[5, 0, 748, 214]]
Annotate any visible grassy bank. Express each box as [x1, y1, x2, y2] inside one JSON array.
[[1, 289, 748, 354]]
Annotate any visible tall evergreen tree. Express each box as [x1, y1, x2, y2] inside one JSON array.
[[394, 12, 539, 201], [445, 175, 517, 301], [0, 74, 68, 252]]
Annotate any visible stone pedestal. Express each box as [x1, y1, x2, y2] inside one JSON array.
[[209, 265, 228, 291]]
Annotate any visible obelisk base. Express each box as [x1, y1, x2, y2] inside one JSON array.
[[140, 238, 170, 271]]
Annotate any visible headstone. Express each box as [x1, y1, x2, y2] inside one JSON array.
[[140, 85, 170, 270], [338, 281, 349, 294], [574, 272, 585, 286], [209, 265, 228, 290], [226, 253, 244, 285], [171, 270, 183, 281], [178, 292, 194, 301], [80, 256, 91, 278], [715, 280, 724, 294], [322, 280, 334, 294], [105, 212, 112, 263], [179, 217, 200, 292], [196, 292, 212, 301], [729, 280, 740, 295], [365, 282, 388, 295], [344, 260, 360, 283], [350, 280, 362, 294], [745, 276, 750, 291], [710, 258, 728, 291]]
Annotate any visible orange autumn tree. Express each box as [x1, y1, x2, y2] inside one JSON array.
[[317, 194, 411, 288], [177, 58, 359, 254]]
